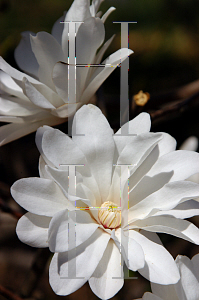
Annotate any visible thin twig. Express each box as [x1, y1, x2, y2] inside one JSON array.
[[150, 90, 199, 121], [148, 78, 199, 109], [0, 284, 23, 300], [0, 198, 22, 219]]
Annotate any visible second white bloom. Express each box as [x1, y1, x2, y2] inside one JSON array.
[[12, 105, 199, 299]]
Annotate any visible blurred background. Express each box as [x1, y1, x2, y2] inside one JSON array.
[[1, 0, 199, 299]]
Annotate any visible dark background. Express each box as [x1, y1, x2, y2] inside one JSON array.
[[0, 0, 199, 299]]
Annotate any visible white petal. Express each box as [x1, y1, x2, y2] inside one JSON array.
[[113, 228, 145, 271], [48, 209, 99, 252], [0, 56, 39, 85], [117, 133, 162, 166], [0, 70, 28, 100], [151, 282, 179, 300], [130, 230, 180, 284], [134, 216, 199, 245], [51, 102, 81, 118], [114, 112, 151, 154], [89, 239, 124, 300], [148, 150, 199, 181], [76, 17, 105, 95], [22, 77, 55, 109], [0, 115, 63, 146], [191, 253, 199, 279], [80, 48, 133, 104], [16, 212, 50, 248], [52, 62, 68, 101], [180, 136, 198, 151], [37, 127, 86, 167], [175, 255, 199, 300], [129, 172, 173, 209], [72, 104, 115, 202], [128, 144, 159, 193], [65, 0, 91, 22], [0, 94, 40, 116], [129, 181, 199, 222], [158, 132, 176, 156], [49, 228, 110, 296], [61, 0, 92, 56], [94, 34, 115, 65], [52, 62, 81, 103], [0, 57, 64, 107], [39, 155, 52, 179], [154, 200, 199, 219], [11, 178, 74, 217], [30, 32, 65, 89], [101, 7, 116, 23], [14, 31, 39, 78]]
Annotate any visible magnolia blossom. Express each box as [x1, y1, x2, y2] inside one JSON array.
[[137, 254, 199, 300], [11, 105, 199, 299], [0, 0, 132, 145]]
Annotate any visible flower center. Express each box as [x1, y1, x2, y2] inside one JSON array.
[[98, 201, 121, 229]]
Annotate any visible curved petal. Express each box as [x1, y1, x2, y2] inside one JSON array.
[[128, 145, 159, 192], [49, 228, 110, 296], [132, 216, 199, 245], [113, 228, 145, 271], [72, 104, 115, 202], [48, 209, 99, 252], [22, 77, 55, 109], [89, 239, 124, 300], [128, 181, 199, 222], [76, 17, 105, 95], [16, 212, 50, 248], [0, 70, 28, 100], [0, 57, 64, 107], [157, 132, 176, 156], [14, 31, 39, 78], [80, 48, 133, 104], [147, 150, 199, 181], [175, 255, 199, 300], [129, 172, 173, 208], [117, 133, 162, 166], [130, 230, 180, 285], [0, 94, 40, 116], [101, 7, 116, 23], [191, 253, 199, 279], [11, 177, 74, 217], [153, 200, 199, 219], [114, 112, 151, 155], [30, 32, 65, 89], [37, 127, 86, 167], [61, 0, 92, 55], [0, 115, 64, 146]]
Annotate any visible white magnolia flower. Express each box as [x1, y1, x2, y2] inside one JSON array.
[[11, 105, 199, 299], [0, 0, 132, 146], [137, 254, 199, 300]]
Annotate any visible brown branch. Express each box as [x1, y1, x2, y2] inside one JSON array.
[[150, 90, 199, 121], [0, 284, 23, 300], [148, 78, 199, 109], [0, 198, 22, 220], [20, 248, 51, 298]]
